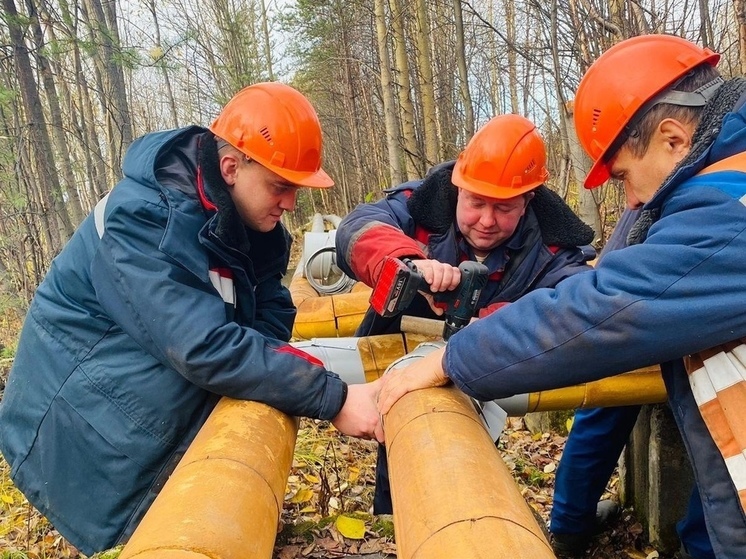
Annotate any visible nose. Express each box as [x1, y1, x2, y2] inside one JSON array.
[[479, 208, 497, 227], [623, 183, 642, 209], [280, 188, 297, 211]]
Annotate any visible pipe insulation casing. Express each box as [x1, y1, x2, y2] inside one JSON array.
[[292, 334, 438, 384], [119, 399, 298, 559], [383, 342, 555, 559]]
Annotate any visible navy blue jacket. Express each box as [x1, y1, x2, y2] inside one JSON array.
[[336, 163, 595, 334], [0, 127, 346, 554]]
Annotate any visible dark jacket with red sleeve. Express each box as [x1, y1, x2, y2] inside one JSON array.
[[335, 162, 595, 335]]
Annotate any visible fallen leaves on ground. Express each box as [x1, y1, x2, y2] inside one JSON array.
[[1, 414, 680, 558]]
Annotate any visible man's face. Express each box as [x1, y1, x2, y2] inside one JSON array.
[[221, 155, 299, 232], [455, 189, 530, 255], [608, 119, 692, 209]]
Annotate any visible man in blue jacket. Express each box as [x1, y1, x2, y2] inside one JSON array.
[[336, 114, 595, 514], [378, 35, 746, 559], [550, 209, 713, 559], [0, 82, 383, 555]]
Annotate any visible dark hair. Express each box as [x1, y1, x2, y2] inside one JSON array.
[[623, 63, 722, 157]]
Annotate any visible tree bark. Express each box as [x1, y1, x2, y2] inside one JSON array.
[[2, 0, 72, 250], [414, 0, 439, 166], [505, 0, 519, 114], [82, 0, 134, 176], [453, 0, 474, 141], [390, 0, 422, 178], [26, 0, 85, 226], [374, 0, 404, 185], [735, 0, 746, 74]]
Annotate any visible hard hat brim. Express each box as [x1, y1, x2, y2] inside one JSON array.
[[272, 165, 334, 189], [584, 159, 611, 189], [452, 167, 542, 199]]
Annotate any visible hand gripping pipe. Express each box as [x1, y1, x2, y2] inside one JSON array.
[[294, 333, 667, 411], [119, 399, 298, 559], [382, 342, 556, 559]]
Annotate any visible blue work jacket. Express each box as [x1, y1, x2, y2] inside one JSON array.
[[445, 93, 746, 557], [0, 127, 346, 553]]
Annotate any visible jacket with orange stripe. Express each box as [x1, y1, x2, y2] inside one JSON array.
[[443, 87, 746, 557], [0, 127, 347, 554], [336, 162, 595, 334]]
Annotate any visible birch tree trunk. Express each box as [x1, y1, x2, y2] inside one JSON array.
[[454, 0, 474, 141], [259, 0, 275, 81], [735, 0, 746, 74], [504, 0, 519, 114], [566, 101, 602, 243], [414, 0, 439, 166], [390, 0, 422, 178], [374, 0, 404, 185], [82, 0, 133, 176]]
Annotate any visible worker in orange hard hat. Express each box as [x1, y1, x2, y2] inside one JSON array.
[[551, 34, 726, 559], [0, 82, 383, 555], [376, 34, 746, 559], [336, 113, 595, 515]]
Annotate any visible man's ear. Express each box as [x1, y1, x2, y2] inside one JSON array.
[[219, 153, 240, 186], [658, 118, 693, 159]]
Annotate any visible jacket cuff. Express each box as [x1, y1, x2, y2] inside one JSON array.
[[350, 224, 426, 286], [319, 374, 348, 420]]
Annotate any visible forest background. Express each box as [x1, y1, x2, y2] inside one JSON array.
[[0, 0, 746, 557], [0, 0, 745, 309]]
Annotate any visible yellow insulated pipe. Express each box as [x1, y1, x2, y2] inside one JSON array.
[[529, 365, 666, 411], [289, 275, 371, 339], [119, 398, 298, 559], [384, 382, 555, 559], [494, 365, 667, 415]]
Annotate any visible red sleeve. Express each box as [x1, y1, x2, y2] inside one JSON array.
[[478, 301, 510, 319], [349, 224, 427, 286]]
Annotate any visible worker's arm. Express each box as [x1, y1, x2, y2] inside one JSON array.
[[335, 187, 427, 286], [91, 198, 346, 421], [445, 187, 746, 401]]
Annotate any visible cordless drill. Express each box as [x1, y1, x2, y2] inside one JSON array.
[[370, 256, 489, 340]]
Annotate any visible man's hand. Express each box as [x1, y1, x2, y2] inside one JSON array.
[[377, 346, 449, 415], [332, 379, 385, 443], [410, 259, 461, 316], [410, 259, 461, 292]]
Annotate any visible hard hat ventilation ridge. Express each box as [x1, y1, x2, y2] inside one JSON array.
[[260, 127, 273, 144]]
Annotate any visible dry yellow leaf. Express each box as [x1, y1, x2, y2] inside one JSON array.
[[348, 466, 360, 483], [335, 514, 366, 540], [303, 473, 320, 484], [290, 488, 314, 504]]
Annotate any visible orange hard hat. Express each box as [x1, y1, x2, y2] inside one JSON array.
[[209, 82, 333, 188], [451, 114, 549, 199], [574, 34, 720, 189]]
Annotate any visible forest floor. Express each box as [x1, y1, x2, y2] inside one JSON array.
[[1, 407, 676, 559]]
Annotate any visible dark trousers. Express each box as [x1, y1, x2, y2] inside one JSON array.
[[550, 406, 714, 558]]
